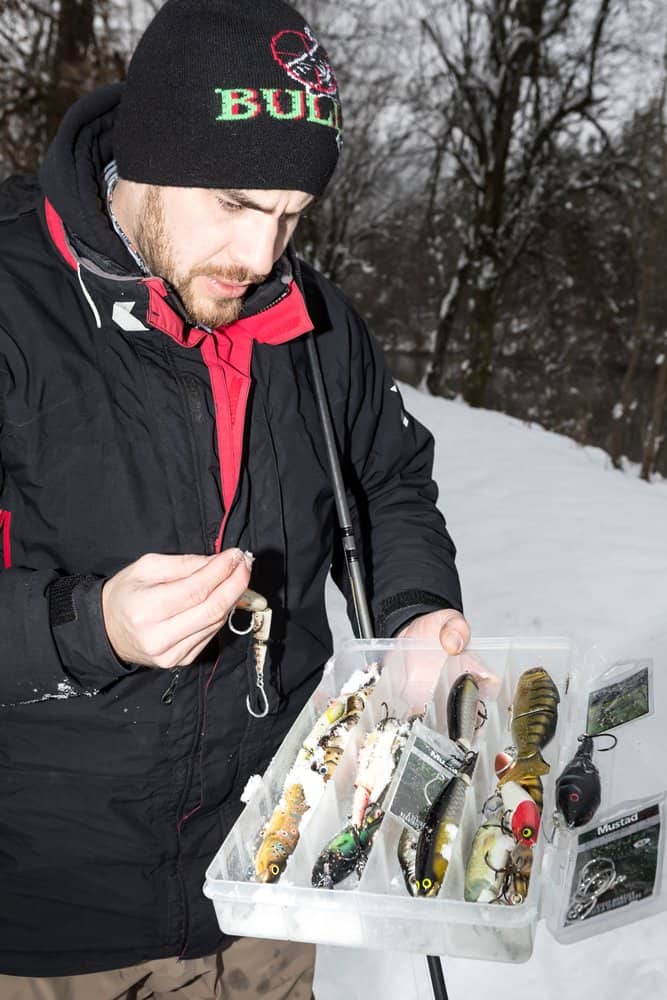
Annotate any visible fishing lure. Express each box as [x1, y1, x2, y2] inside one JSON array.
[[254, 783, 308, 883], [447, 672, 486, 750], [499, 667, 560, 787], [312, 802, 384, 888], [555, 733, 617, 828], [495, 752, 544, 813], [464, 821, 514, 902], [350, 713, 408, 826], [500, 781, 540, 846], [398, 826, 419, 896], [309, 694, 369, 779], [415, 753, 477, 897]]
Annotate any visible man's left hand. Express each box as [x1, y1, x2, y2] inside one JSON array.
[[397, 608, 471, 655]]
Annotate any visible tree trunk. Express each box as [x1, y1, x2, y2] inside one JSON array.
[[608, 331, 644, 469], [640, 350, 667, 480], [45, 0, 96, 142], [461, 283, 497, 408], [426, 259, 470, 396]]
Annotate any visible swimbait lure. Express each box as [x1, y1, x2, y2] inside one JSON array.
[[499, 667, 560, 786]]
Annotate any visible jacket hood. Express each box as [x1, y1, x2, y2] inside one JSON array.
[[39, 83, 136, 274]]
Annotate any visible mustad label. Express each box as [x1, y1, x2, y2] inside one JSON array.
[[580, 804, 659, 846], [596, 813, 638, 837]]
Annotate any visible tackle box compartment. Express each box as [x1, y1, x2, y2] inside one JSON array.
[[204, 637, 578, 963]]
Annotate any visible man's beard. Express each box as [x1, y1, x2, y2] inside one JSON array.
[[133, 187, 266, 328]]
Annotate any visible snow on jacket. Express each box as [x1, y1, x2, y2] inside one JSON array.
[[0, 84, 462, 975]]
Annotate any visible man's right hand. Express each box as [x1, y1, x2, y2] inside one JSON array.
[[101, 549, 252, 669]]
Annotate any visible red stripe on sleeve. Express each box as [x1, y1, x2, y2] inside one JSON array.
[[0, 509, 12, 569]]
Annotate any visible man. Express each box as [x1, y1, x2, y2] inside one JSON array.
[[0, 0, 469, 996]]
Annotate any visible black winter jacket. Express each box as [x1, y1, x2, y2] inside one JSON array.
[[0, 84, 462, 975]]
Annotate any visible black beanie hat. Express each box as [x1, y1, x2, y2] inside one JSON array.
[[114, 0, 342, 197]]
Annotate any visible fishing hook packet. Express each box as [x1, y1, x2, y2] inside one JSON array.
[[586, 658, 653, 736], [552, 794, 665, 942], [384, 721, 467, 835]]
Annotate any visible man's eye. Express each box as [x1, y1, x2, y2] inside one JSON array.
[[217, 198, 242, 213]]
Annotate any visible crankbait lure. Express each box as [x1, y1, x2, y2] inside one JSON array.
[[555, 733, 617, 828], [499, 781, 540, 846], [350, 714, 408, 826]]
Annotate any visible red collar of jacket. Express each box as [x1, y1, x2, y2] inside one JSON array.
[[43, 196, 313, 354]]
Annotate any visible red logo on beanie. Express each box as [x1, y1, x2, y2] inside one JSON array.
[[271, 26, 338, 97]]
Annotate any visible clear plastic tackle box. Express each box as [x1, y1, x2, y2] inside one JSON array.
[[204, 638, 666, 963]]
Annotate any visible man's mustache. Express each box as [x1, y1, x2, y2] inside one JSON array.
[[189, 265, 268, 285]]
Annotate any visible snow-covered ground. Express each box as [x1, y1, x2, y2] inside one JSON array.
[[315, 385, 667, 1000]]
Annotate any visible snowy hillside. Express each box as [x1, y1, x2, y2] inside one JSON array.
[[316, 385, 667, 1000]]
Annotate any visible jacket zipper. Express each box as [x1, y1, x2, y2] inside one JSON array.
[[254, 284, 289, 315], [161, 670, 180, 705]]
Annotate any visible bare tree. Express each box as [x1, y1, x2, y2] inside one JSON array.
[[294, 1, 418, 285], [639, 54, 667, 479], [0, 0, 148, 176], [411, 0, 618, 406]]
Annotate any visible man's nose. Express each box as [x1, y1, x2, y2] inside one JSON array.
[[229, 216, 281, 277]]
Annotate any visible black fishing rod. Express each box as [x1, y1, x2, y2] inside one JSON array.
[[304, 334, 372, 639], [305, 330, 449, 1000]]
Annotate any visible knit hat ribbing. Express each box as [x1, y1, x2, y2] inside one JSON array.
[[113, 0, 342, 197]]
